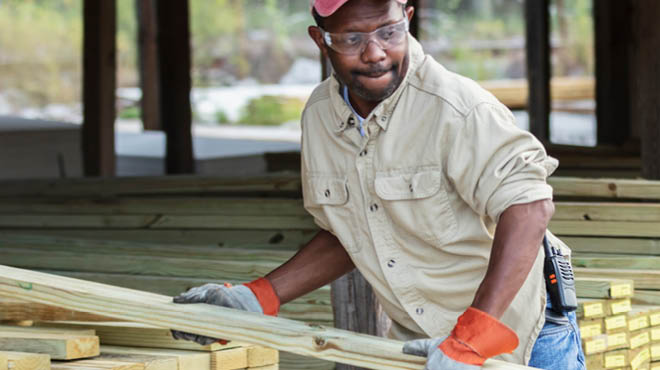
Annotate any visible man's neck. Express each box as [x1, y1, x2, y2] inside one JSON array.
[[347, 91, 380, 118]]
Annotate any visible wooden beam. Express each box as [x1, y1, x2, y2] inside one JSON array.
[[594, 0, 631, 146], [155, 0, 194, 174], [0, 331, 99, 360], [575, 268, 660, 291], [0, 298, 114, 323], [562, 236, 660, 256], [575, 277, 634, 299], [51, 353, 177, 370], [548, 177, 660, 200], [82, 0, 117, 177], [630, 0, 660, 179], [100, 346, 211, 370], [524, 0, 551, 143], [0, 266, 533, 370], [554, 202, 660, 222], [136, 0, 161, 131], [0, 352, 6, 370], [1, 351, 50, 370]]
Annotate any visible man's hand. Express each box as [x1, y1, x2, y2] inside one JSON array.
[[171, 278, 280, 345], [403, 307, 518, 369]]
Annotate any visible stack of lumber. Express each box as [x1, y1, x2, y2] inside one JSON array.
[[0, 322, 280, 370], [0, 174, 330, 369], [551, 177, 660, 369]]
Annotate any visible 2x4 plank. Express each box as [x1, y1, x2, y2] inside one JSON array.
[[1, 351, 50, 370], [548, 177, 660, 200], [0, 266, 532, 370], [0, 331, 99, 360], [100, 346, 210, 370]]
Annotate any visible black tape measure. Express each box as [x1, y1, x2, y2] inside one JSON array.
[[543, 235, 577, 313]]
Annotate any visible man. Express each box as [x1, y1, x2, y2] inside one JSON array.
[[173, 1, 585, 369]]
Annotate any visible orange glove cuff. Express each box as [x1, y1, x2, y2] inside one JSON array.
[[244, 278, 280, 316], [439, 307, 519, 366]]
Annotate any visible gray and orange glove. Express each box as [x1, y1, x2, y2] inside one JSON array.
[[171, 278, 280, 345], [403, 307, 519, 369]]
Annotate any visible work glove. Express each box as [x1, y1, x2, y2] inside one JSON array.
[[402, 307, 519, 369], [171, 278, 280, 345]]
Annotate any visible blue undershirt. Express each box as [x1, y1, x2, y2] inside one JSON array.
[[342, 85, 366, 137]]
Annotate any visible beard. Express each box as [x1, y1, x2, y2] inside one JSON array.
[[340, 54, 409, 102]]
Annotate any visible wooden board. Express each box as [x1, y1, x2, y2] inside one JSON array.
[[575, 277, 634, 299], [278, 353, 333, 370], [245, 347, 277, 368], [0, 266, 535, 370], [549, 220, 660, 238], [0, 298, 113, 322], [0, 331, 99, 360], [554, 202, 660, 222], [210, 347, 247, 370], [0, 352, 6, 370], [575, 268, 660, 291], [0, 325, 95, 336], [548, 177, 660, 200], [100, 346, 210, 370], [2, 351, 50, 370], [52, 352, 177, 370], [573, 254, 660, 270], [37, 322, 245, 353], [561, 237, 660, 255], [0, 174, 302, 198]]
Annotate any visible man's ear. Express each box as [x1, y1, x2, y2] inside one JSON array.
[[308, 26, 329, 59], [405, 5, 415, 23]]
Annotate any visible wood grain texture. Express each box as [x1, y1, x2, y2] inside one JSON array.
[[554, 202, 660, 222], [575, 277, 634, 299], [561, 237, 660, 255], [550, 220, 660, 237], [2, 351, 50, 370], [210, 347, 246, 370], [575, 268, 660, 291], [0, 352, 7, 370], [100, 345, 210, 370], [0, 266, 534, 370], [0, 331, 99, 360], [548, 177, 660, 200], [0, 298, 113, 322]]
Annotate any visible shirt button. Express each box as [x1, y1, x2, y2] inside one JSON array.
[[359, 150, 368, 157], [409, 184, 413, 192], [387, 259, 396, 268], [348, 117, 355, 126], [369, 204, 379, 212], [416, 307, 424, 315], [324, 189, 331, 197], [381, 116, 387, 122]]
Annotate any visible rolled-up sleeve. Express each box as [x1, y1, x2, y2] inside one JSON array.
[[446, 102, 558, 223]]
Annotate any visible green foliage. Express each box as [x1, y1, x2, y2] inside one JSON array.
[[238, 95, 304, 126], [118, 106, 141, 120], [215, 109, 230, 124]]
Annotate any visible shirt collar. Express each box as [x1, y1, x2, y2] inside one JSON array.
[[329, 34, 426, 134]]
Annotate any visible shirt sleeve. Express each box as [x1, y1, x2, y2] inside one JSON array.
[[301, 161, 333, 232], [446, 102, 558, 223]]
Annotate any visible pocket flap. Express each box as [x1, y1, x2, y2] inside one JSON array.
[[307, 176, 349, 205], [375, 170, 441, 200]]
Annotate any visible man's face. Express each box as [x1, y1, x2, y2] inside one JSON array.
[[309, 0, 412, 103]]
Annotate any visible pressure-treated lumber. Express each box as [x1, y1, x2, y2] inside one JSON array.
[[0, 214, 317, 231], [548, 177, 660, 200], [0, 325, 95, 336], [51, 352, 177, 370], [0, 352, 6, 370], [209, 347, 247, 370], [575, 268, 660, 291], [0, 174, 302, 198], [553, 202, 660, 222], [549, 220, 660, 238], [575, 277, 634, 299], [562, 237, 660, 255], [38, 322, 247, 352], [0, 331, 99, 360], [2, 351, 50, 370], [0, 298, 113, 322], [572, 254, 660, 270], [101, 346, 211, 370], [0, 266, 534, 370]]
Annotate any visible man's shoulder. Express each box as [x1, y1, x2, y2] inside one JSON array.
[[304, 78, 333, 113], [408, 56, 503, 117]]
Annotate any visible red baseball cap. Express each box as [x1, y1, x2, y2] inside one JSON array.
[[312, 0, 407, 17]]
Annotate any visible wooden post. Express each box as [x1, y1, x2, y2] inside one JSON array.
[[82, 0, 117, 177], [524, 0, 551, 143], [136, 0, 161, 131], [630, 1, 660, 179], [594, 1, 632, 147], [155, 1, 195, 174]]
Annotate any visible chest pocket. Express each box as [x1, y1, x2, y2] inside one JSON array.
[[306, 175, 363, 254], [375, 168, 457, 245]]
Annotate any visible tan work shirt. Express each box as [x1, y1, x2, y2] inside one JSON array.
[[300, 35, 564, 365]]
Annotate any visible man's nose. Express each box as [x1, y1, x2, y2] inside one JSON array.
[[360, 38, 387, 63]]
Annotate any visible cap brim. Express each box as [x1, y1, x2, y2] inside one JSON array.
[[314, 0, 408, 17]]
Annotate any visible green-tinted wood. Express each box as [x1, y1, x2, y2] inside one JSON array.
[[0, 197, 307, 216], [550, 220, 660, 237], [561, 237, 660, 255], [548, 177, 660, 200], [572, 253, 660, 270], [0, 229, 317, 247], [575, 268, 660, 291], [0, 214, 317, 230], [0, 174, 302, 198], [554, 202, 660, 222], [0, 331, 99, 360], [574, 277, 634, 299]]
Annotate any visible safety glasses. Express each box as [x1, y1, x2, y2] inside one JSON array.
[[320, 18, 409, 55]]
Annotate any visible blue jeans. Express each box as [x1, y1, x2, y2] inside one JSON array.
[[528, 295, 586, 370]]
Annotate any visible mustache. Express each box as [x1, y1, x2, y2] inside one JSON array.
[[352, 64, 396, 77]]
